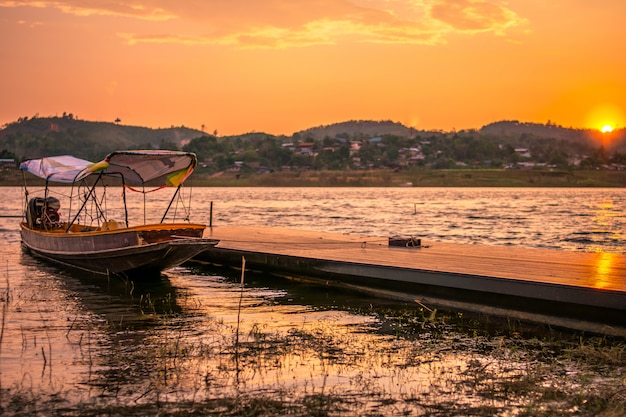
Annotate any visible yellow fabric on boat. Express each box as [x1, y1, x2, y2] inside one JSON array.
[[88, 160, 110, 173], [166, 166, 194, 187]]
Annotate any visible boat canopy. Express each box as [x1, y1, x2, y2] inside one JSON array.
[[19, 155, 93, 183], [20, 150, 197, 187]]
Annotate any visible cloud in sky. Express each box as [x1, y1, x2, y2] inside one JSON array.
[[0, 0, 176, 20], [1, 0, 527, 48], [12, 0, 622, 136], [430, 0, 522, 33]]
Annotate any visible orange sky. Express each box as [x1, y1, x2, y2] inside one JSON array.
[[1, 0, 625, 136]]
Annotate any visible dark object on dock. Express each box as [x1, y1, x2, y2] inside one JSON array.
[[389, 236, 421, 248]]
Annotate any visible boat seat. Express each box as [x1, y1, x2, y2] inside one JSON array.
[[100, 221, 121, 231]]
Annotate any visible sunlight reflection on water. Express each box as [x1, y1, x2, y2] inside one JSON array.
[[195, 187, 625, 254], [9, 186, 623, 253]]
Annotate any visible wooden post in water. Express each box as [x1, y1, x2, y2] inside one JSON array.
[[209, 201, 213, 227]]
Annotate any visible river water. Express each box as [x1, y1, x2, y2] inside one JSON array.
[[200, 187, 625, 254], [0, 186, 624, 415]]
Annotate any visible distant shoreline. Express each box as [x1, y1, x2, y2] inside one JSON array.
[[3, 168, 625, 187], [191, 168, 626, 187]]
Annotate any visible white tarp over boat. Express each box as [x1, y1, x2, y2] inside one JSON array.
[[20, 150, 197, 187], [19, 155, 93, 183]]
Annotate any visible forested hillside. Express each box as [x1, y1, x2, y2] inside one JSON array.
[[1, 116, 624, 174], [0, 114, 203, 160], [295, 120, 415, 140]]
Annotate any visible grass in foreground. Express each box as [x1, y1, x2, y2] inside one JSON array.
[[1, 264, 625, 417], [1, 301, 625, 417]]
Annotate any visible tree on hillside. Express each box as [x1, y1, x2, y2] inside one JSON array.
[[183, 135, 229, 160], [0, 149, 17, 160], [256, 136, 291, 168], [182, 135, 238, 170], [159, 139, 179, 150]]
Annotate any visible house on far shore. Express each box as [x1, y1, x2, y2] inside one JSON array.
[[226, 161, 244, 172], [0, 159, 16, 170]]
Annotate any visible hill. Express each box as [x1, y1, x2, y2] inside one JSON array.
[[480, 120, 595, 143], [1, 116, 624, 167], [294, 119, 625, 151], [0, 115, 204, 160], [294, 120, 420, 140]]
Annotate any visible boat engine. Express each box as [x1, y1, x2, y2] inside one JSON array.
[[27, 197, 61, 229]]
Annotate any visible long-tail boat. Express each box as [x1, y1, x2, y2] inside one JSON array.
[[19, 150, 218, 277]]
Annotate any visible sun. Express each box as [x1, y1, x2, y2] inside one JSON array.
[[586, 104, 623, 134]]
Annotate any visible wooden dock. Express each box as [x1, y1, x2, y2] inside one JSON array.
[[196, 226, 626, 336]]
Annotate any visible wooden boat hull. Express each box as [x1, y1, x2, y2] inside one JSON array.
[[20, 222, 218, 277]]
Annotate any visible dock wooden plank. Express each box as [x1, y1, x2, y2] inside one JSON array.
[[205, 226, 626, 293]]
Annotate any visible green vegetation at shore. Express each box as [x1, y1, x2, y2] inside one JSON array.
[[3, 168, 624, 188], [189, 168, 626, 187]]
